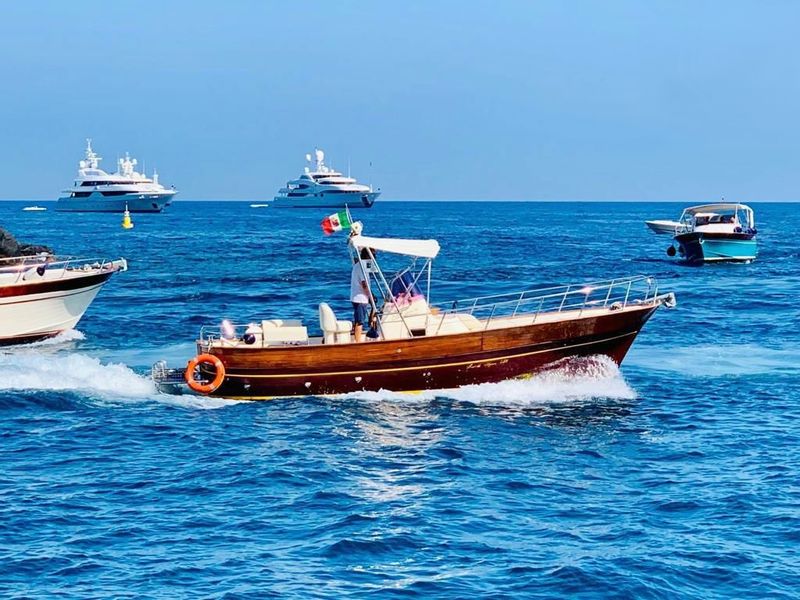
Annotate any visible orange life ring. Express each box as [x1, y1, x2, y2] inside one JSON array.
[[185, 353, 225, 394]]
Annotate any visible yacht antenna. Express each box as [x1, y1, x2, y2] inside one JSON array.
[[348, 156, 351, 178]]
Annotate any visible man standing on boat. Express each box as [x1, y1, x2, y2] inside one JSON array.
[[351, 247, 374, 342]]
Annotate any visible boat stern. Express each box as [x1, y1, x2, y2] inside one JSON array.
[[672, 232, 757, 264]]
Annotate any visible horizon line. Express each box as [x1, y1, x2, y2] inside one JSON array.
[[1, 198, 798, 204]]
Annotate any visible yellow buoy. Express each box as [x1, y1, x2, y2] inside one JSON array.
[[122, 204, 134, 229]]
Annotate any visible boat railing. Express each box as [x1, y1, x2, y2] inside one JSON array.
[[197, 276, 661, 346], [0, 255, 118, 284], [432, 275, 659, 330]]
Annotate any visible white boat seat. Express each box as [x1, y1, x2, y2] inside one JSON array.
[[380, 296, 430, 340], [230, 321, 309, 347], [456, 313, 483, 331], [319, 303, 351, 344], [425, 313, 473, 336], [262, 319, 303, 328], [260, 320, 308, 345]]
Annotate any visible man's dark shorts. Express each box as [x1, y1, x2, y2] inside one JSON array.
[[352, 302, 369, 327]]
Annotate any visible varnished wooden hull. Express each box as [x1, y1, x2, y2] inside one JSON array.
[[196, 303, 660, 399]]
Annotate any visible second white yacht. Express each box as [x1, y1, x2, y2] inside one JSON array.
[[56, 140, 177, 213], [273, 149, 379, 208]]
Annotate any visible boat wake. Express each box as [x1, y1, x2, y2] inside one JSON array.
[[0, 350, 238, 409], [16, 329, 86, 348], [0, 347, 635, 410], [0, 351, 156, 397], [343, 355, 637, 406]]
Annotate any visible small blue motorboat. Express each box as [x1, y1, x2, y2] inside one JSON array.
[[667, 203, 758, 264]]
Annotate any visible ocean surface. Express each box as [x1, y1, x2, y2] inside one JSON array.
[[1, 200, 798, 598]]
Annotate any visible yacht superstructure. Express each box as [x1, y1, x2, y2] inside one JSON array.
[[273, 149, 379, 208], [56, 140, 177, 213]]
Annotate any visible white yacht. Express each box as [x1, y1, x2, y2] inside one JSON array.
[[273, 149, 379, 208], [56, 140, 177, 212]]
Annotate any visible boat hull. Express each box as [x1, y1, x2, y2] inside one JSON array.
[[645, 220, 681, 235], [55, 191, 176, 213], [271, 191, 379, 209], [674, 232, 757, 264], [0, 271, 113, 345], [195, 304, 659, 399]]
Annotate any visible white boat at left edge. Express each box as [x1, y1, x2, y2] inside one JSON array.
[[0, 255, 127, 345]]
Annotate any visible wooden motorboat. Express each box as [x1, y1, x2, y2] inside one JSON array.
[[156, 228, 675, 399], [0, 255, 127, 345]]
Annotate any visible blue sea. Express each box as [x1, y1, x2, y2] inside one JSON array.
[[1, 200, 798, 598]]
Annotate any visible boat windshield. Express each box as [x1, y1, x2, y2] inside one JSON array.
[[390, 270, 425, 301], [696, 214, 737, 226]]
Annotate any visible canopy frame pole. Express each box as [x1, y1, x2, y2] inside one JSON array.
[[426, 259, 432, 308], [352, 245, 384, 340], [353, 245, 417, 340]]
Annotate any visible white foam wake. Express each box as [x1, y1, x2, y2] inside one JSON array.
[[344, 355, 636, 406], [0, 348, 241, 410], [0, 351, 156, 397], [15, 329, 86, 348]]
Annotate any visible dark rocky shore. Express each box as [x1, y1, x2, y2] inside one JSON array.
[[0, 226, 52, 258]]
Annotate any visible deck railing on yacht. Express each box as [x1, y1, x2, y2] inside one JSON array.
[[0, 255, 116, 285]]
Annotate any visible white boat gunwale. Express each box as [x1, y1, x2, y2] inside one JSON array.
[[0, 255, 128, 287]]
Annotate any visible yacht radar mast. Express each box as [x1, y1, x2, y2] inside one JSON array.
[[314, 148, 330, 173], [117, 153, 139, 178], [80, 138, 102, 170]]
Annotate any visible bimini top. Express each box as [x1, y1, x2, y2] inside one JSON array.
[[682, 203, 753, 215], [350, 234, 440, 259]]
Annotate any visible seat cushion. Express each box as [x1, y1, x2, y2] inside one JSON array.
[[262, 319, 303, 328]]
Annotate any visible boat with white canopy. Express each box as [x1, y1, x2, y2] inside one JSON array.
[[154, 222, 675, 399], [667, 203, 757, 263]]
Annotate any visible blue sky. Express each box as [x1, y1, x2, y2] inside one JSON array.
[[0, 1, 798, 201]]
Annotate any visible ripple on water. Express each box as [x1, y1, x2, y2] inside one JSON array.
[[1, 201, 799, 598]]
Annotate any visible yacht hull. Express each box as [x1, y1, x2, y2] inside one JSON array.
[[55, 192, 176, 213], [194, 303, 659, 399], [272, 191, 379, 209], [0, 271, 113, 345], [674, 232, 757, 264]]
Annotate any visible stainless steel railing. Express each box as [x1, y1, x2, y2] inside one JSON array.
[[431, 275, 659, 329], [0, 255, 122, 285]]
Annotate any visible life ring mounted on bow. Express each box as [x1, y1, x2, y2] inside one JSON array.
[[185, 353, 226, 394]]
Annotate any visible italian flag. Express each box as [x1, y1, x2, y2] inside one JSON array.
[[321, 211, 351, 235]]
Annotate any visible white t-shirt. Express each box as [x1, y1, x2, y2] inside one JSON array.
[[350, 261, 372, 304]]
